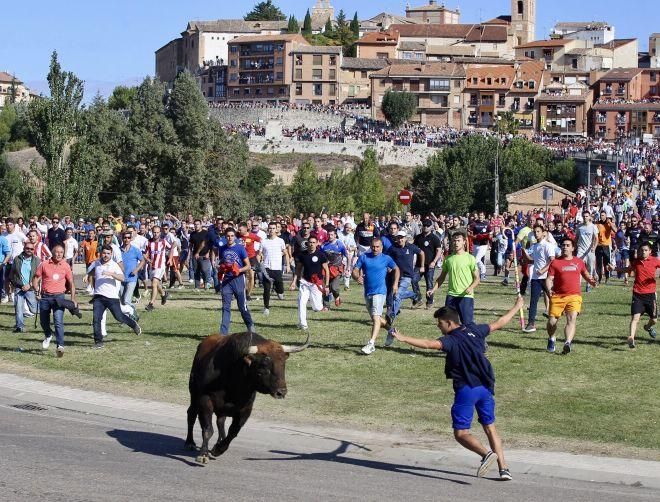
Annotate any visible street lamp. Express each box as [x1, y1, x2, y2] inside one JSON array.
[[586, 146, 593, 210]]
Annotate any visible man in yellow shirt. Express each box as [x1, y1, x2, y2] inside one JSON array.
[[596, 211, 615, 285]]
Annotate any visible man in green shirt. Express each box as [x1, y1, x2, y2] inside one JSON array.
[[428, 232, 479, 323]]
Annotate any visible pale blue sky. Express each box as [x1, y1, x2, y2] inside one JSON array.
[[1, 0, 656, 98]]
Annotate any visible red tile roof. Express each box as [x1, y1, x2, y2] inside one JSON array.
[[356, 30, 399, 45], [465, 65, 516, 89], [515, 39, 574, 49]]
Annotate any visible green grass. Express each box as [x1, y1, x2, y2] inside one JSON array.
[[1, 279, 658, 457]]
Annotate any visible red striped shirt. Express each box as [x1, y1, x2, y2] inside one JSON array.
[[147, 239, 171, 269]]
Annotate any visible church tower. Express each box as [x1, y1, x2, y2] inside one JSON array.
[[511, 0, 536, 46]]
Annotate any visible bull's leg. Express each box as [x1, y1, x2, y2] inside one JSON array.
[[210, 410, 251, 457], [184, 404, 198, 450], [195, 398, 214, 464], [210, 416, 227, 457]]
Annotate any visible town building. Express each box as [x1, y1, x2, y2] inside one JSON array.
[[196, 63, 228, 102], [340, 57, 389, 103], [508, 60, 546, 132], [370, 62, 466, 127], [650, 33, 660, 68], [553, 22, 615, 45], [310, 0, 335, 33], [359, 12, 418, 36], [464, 65, 516, 128], [0, 72, 33, 108], [355, 30, 399, 59], [291, 46, 342, 105], [592, 68, 660, 140], [226, 34, 309, 103], [405, 1, 460, 24], [537, 81, 592, 137], [510, 0, 536, 46]]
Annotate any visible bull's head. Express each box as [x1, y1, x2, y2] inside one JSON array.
[[245, 332, 309, 399]]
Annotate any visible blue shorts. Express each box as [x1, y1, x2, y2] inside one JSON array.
[[445, 295, 474, 324], [451, 385, 495, 430]]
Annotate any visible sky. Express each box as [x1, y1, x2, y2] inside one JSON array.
[[1, 0, 657, 100]]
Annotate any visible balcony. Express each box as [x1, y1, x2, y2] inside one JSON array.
[[469, 99, 478, 106], [616, 88, 626, 95], [616, 116, 627, 125], [603, 88, 612, 95], [546, 111, 577, 119], [481, 99, 494, 106], [467, 117, 478, 125], [596, 114, 607, 123]]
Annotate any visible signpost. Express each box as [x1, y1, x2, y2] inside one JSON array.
[[542, 187, 554, 216], [398, 189, 413, 206]]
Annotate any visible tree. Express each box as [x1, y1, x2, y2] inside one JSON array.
[[27, 50, 84, 210], [0, 105, 16, 152], [302, 9, 312, 35], [494, 111, 520, 136], [244, 164, 274, 194], [351, 149, 385, 214], [108, 85, 137, 110], [289, 160, 322, 214], [546, 158, 577, 191], [286, 15, 299, 34], [8, 77, 18, 105], [244, 0, 286, 21], [381, 90, 417, 127], [350, 12, 360, 38], [324, 18, 334, 36]]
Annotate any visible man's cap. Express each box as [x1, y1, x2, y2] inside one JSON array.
[[101, 230, 114, 237], [423, 219, 433, 227], [395, 230, 407, 237]]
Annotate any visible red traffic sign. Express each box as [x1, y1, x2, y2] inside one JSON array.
[[398, 189, 413, 205]]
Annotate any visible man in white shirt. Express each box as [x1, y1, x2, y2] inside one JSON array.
[[338, 222, 357, 290], [576, 211, 598, 292], [4, 218, 28, 303], [88, 245, 141, 349], [260, 222, 288, 316], [63, 228, 79, 268], [522, 225, 555, 333]]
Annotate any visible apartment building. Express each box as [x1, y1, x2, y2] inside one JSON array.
[[537, 81, 592, 136], [227, 34, 309, 102], [0, 72, 33, 108], [405, 0, 460, 24], [509, 60, 545, 132], [464, 65, 516, 128], [553, 22, 615, 45], [355, 30, 399, 59], [370, 62, 466, 127], [291, 46, 342, 105], [340, 57, 389, 103], [592, 68, 660, 139], [515, 39, 579, 70]]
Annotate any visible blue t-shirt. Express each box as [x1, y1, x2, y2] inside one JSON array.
[[354, 252, 397, 296], [20, 256, 34, 285], [321, 240, 347, 266], [381, 235, 395, 251], [0, 235, 10, 259], [386, 243, 421, 278], [121, 245, 143, 283], [439, 323, 495, 393], [217, 243, 248, 281]]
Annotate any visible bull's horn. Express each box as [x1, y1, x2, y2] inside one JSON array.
[[247, 345, 259, 354], [282, 331, 310, 353]]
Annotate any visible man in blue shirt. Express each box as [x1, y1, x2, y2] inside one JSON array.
[[321, 228, 348, 309], [391, 295, 524, 481], [120, 231, 146, 320], [352, 238, 399, 355], [385, 231, 425, 344], [216, 227, 254, 335]]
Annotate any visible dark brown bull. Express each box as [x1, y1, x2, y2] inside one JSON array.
[[184, 331, 308, 464]]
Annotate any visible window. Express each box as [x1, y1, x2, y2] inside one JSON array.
[[329, 69, 336, 80], [528, 80, 535, 89], [454, 80, 461, 88], [295, 69, 302, 79], [255, 88, 262, 96], [312, 69, 322, 80], [361, 71, 368, 79], [244, 88, 250, 95], [453, 95, 460, 104], [515, 81, 523, 89], [276, 57, 283, 65], [276, 72, 283, 81], [470, 93, 478, 105], [267, 87, 274, 95], [498, 94, 506, 106], [376, 52, 389, 59], [379, 79, 385, 87], [229, 74, 237, 81], [295, 55, 303, 65], [572, 58, 578, 69], [651, 72, 657, 82], [230, 60, 237, 67], [233, 89, 240, 96], [472, 77, 478, 85], [517, 0, 524, 15], [512, 97, 520, 110], [314, 83, 323, 96], [431, 95, 447, 106], [486, 77, 492, 85], [330, 55, 337, 66], [279, 87, 286, 95], [328, 83, 336, 95], [313, 55, 323, 65], [348, 85, 356, 97], [296, 83, 303, 96], [429, 79, 450, 91], [526, 97, 535, 108]]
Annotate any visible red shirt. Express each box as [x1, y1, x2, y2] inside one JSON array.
[[147, 239, 171, 269], [548, 257, 586, 296], [631, 256, 660, 295], [241, 233, 261, 259], [36, 259, 73, 294]]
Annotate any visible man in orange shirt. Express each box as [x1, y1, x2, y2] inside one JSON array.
[[79, 229, 99, 268], [595, 211, 615, 284], [32, 244, 77, 358]]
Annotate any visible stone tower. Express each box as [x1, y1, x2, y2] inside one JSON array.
[[511, 0, 536, 46], [311, 0, 335, 28]]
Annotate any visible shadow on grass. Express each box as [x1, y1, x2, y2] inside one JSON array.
[[309, 341, 443, 358], [107, 429, 202, 467], [245, 435, 472, 485], [486, 340, 547, 352]]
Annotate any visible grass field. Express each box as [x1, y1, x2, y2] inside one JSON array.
[[1, 275, 658, 459]]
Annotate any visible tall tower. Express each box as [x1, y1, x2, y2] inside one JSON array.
[[511, 0, 536, 46]]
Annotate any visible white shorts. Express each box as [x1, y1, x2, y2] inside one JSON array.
[[150, 267, 166, 281], [365, 294, 386, 317]]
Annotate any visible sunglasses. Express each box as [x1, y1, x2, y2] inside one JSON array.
[[24, 247, 35, 250]]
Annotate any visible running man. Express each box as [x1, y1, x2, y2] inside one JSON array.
[[391, 295, 524, 481], [610, 242, 660, 348], [427, 232, 479, 324], [289, 235, 329, 331], [576, 211, 598, 292], [261, 221, 288, 316], [545, 238, 598, 354], [521, 225, 555, 333], [144, 226, 171, 311], [321, 228, 348, 309], [469, 212, 491, 281]]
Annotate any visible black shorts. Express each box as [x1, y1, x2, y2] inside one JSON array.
[[631, 292, 657, 318], [249, 257, 259, 269]]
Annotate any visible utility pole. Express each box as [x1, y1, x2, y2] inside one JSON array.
[[494, 134, 500, 216]]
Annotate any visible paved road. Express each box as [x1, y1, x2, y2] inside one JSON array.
[[0, 376, 658, 501]]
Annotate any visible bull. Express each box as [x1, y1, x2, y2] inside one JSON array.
[[184, 331, 309, 464]]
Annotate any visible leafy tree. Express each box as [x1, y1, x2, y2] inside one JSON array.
[[108, 85, 137, 110], [494, 111, 520, 136], [302, 9, 312, 35], [255, 178, 293, 216], [27, 50, 84, 210], [0, 156, 39, 215], [244, 164, 274, 194], [290, 160, 322, 214], [244, 0, 286, 21], [381, 90, 417, 127], [350, 12, 360, 38], [168, 71, 209, 150], [546, 158, 577, 191], [324, 18, 333, 35], [8, 77, 18, 105], [0, 105, 16, 152], [351, 149, 385, 214], [286, 15, 300, 34]]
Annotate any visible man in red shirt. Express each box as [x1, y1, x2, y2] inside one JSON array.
[[610, 242, 660, 348], [545, 238, 597, 355], [32, 244, 77, 357]]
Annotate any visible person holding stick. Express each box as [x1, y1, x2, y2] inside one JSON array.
[[391, 295, 524, 480]]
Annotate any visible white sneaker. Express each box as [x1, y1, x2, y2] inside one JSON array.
[[24, 310, 35, 318], [297, 324, 308, 331], [0, 295, 8, 304], [42, 335, 53, 349], [188, 279, 194, 284], [56, 345, 64, 358], [263, 308, 270, 316], [361, 340, 376, 355], [277, 293, 284, 300]]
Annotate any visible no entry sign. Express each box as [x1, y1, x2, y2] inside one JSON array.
[[398, 189, 413, 205]]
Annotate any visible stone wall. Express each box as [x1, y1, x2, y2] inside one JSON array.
[[210, 108, 345, 129], [248, 136, 433, 170]]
